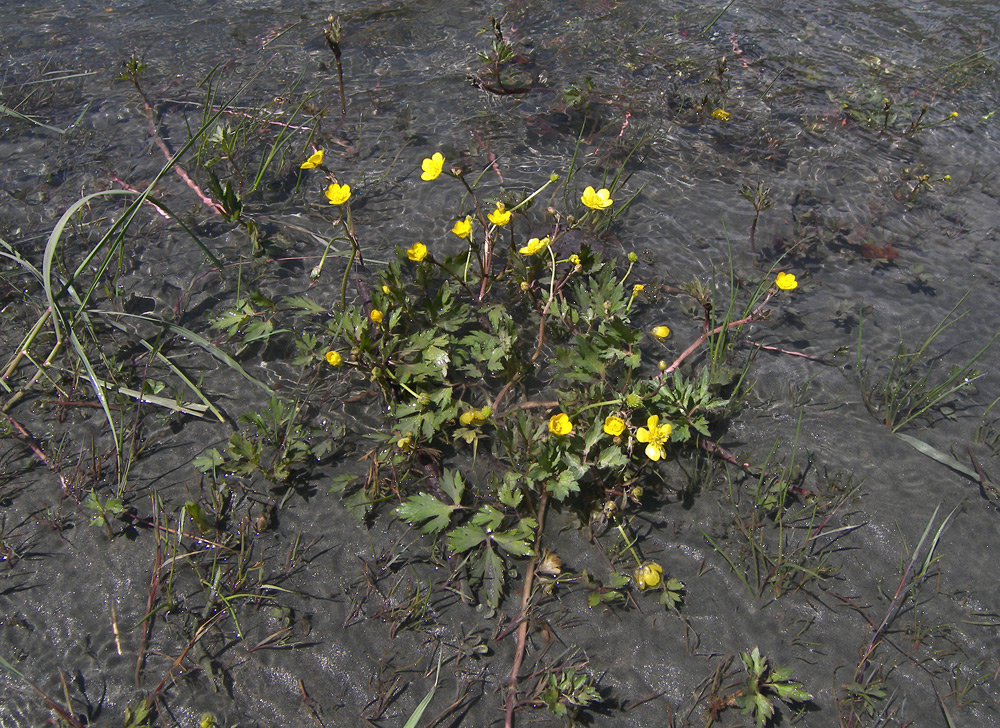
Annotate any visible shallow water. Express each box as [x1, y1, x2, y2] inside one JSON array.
[[2, 1, 999, 726]]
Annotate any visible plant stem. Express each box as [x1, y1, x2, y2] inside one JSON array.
[[504, 491, 549, 728]]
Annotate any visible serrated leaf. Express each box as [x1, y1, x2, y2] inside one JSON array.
[[284, 294, 325, 313], [754, 694, 774, 727], [472, 505, 504, 531], [547, 468, 581, 500], [448, 524, 487, 553], [439, 468, 465, 505], [328, 473, 359, 495], [192, 448, 225, 472], [497, 477, 522, 508], [491, 530, 534, 557], [771, 681, 812, 703], [396, 493, 456, 533], [478, 544, 505, 608]]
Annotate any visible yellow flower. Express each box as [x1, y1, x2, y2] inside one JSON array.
[[381, 285, 392, 295], [548, 412, 573, 436], [632, 284, 644, 295], [300, 149, 324, 169], [775, 271, 798, 291], [581, 186, 613, 210], [518, 236, 550, 256], [324, 350, 343, 367], [370, 309, 383, 324], [451, 216, 472, 239], [636, 414, 672, 461], [459, 406, 491, 427], [569, 254, 581, 266], [634, 561, 663, 590], [406, 242, 428, 262], [488, 201, 512, 226], [421, 152, 445, 181], [603, 415, 626, 437], [652, 325, 670, 341], [324, 182, 351, 205], [711, 108, 731, 121]]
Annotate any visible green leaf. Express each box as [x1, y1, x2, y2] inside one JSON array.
[[396, 493, 456, 533], [478, 544, 505, 608], [191, 447, 225, 473], [284, 294, 325, 313], [491, 529, 534, 557], [547, 468, 580, 500], [448, 524, 488, 553], [497, 476, 523, 508], [596, 444, 629, 470], [328, 473, 359, 495], [471, 505, 504, 531], [439, 468, 465, 505]]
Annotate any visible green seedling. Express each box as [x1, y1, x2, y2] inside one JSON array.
[[735, 647, 812, 727], [82, 489, 125, 538]]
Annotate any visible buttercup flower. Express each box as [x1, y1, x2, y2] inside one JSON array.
[[406, 242, 428, 262], [632, 284, 644, 295], [634, 561, 663, 590], [518, 236, 550, 256], [569, 254, 581, 266], [370, 309, 384, 324], [775, 271, 798, 291], [324, 182, 351, 205], [381, 285, 392, 295], [636, 414, 672, 461], [603, 415, 626, 437], [581, 186, 613, 210], [421, 152, 445, 181], [460, 406, 491, 427], [652, 325, 671, 341], [548, 412, 573, 436], [488, 201, 512, 226], [325, 350, 343, 367], [711, 108, 731, 121], [451, 216, 472, 239], [300, 149, 324, 169]]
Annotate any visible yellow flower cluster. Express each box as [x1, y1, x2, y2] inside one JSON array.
[[548, 411, 674, 461]]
